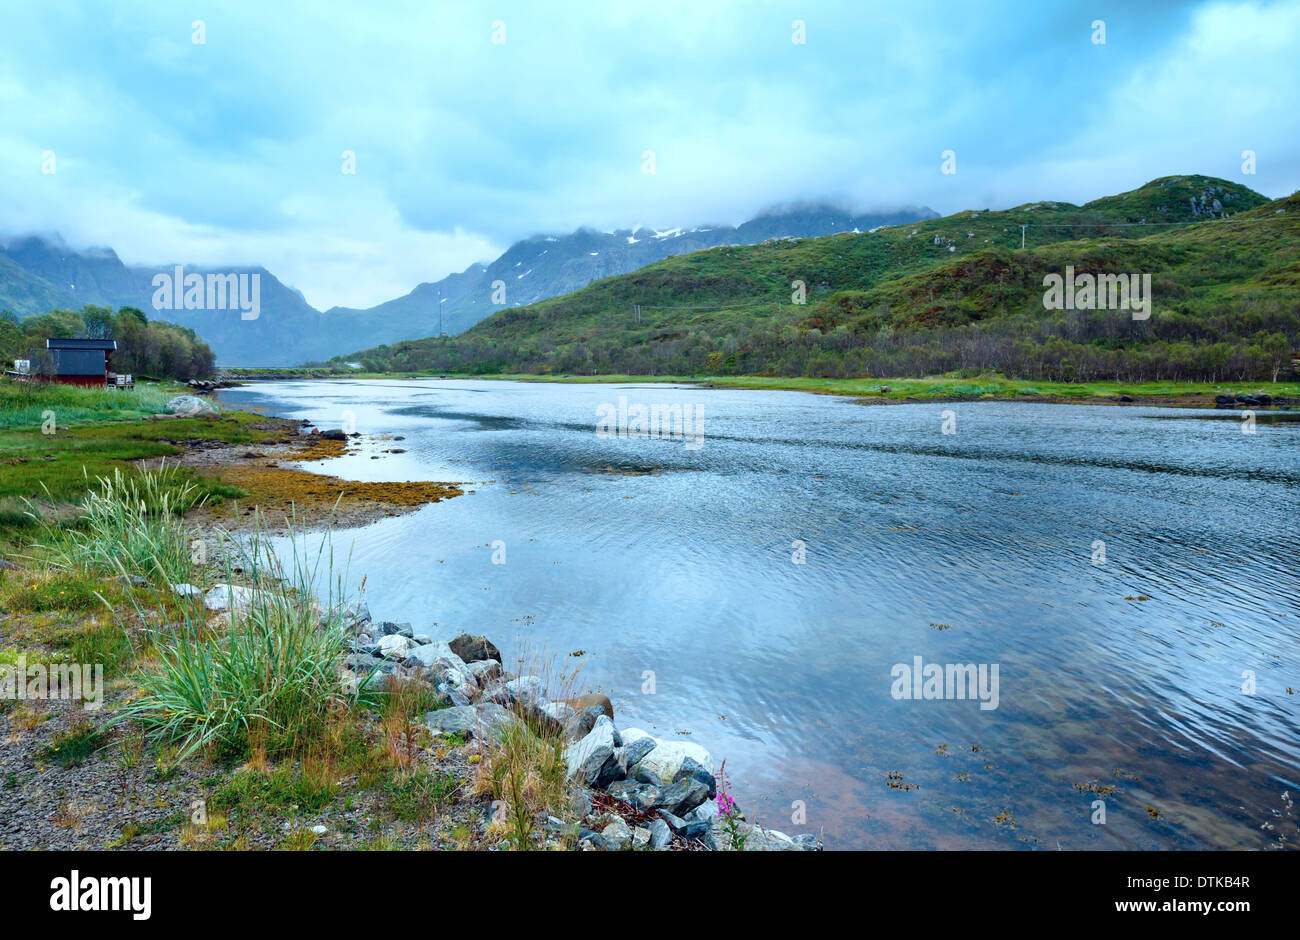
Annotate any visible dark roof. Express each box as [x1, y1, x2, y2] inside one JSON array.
[[46, 338, 117, 350]]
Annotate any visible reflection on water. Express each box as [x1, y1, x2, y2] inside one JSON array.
[[218, 379, 1300, 850]]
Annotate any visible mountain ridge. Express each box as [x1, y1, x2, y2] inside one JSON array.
[[0, 202, 938, 366], [324, 175, 1297, 384]]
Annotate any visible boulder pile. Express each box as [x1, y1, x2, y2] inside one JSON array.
[[337, 603, 818, 851]]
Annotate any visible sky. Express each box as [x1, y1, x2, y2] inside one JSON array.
[[1, 0, 1297, 310]]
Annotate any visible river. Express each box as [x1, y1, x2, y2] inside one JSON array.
[[218, 379, 1300, 850]]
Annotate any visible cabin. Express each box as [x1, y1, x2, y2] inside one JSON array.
[[42, 338, 118, 387]]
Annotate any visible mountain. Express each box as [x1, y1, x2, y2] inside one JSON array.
[[319, 205, 937, 341], [0, 204, 938, 366], [329, 175, 1297, 384], [0, 235, 329, 365]]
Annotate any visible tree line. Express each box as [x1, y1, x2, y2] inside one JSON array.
[[0, 305, 216, 381], [327, 296, 1297, 385]]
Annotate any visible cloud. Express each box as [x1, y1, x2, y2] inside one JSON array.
[[1, 0, 1295, 309]]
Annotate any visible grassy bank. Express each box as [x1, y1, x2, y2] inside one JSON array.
[[0, 380, 282, 544], [0, 383, 625, 852], [0, 464, 590, 851]]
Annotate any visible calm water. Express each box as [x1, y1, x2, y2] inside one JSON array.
[[218, 379, 1300, 850]]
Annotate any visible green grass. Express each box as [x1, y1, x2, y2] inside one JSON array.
[[0, 568, 128, 613], [118, 511, 353, 763], [0, 381, 180, 429], [0, 378, 271, 545], [30, 464, 212, 585], [212, 762, 339, 815], [37, 721, 109, 768], [383, 768, 459, 822]]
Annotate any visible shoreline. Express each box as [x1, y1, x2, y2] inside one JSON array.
[[220, 370, 1300, 411], [2, 386, 807, 851]]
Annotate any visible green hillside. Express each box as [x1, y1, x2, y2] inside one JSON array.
[[326, 176, 1298, 383]]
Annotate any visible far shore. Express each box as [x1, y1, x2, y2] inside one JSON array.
[[219, 370, 1300, 410]]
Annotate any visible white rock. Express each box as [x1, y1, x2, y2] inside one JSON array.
[[165, 395, 218, 417], [378, 634, 412, 659], [543, 701, 577, 725], [170, 583, 203, 597], [564, 716, 616, 784], [638, 740, 714, 782], [602, 817, 631, 850], [203, 583, 256, 611], [504, 675, 547, 709], [310, 825, 328, 835]]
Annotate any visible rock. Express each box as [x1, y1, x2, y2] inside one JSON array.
[[501, 676, 547, 710], [657, 777, 710, 818], [165, 395, 218, 418], [660, 810, 709, 841], [564, 692, 613, 720], [542, 701, 577, 725], [565, 704, 609, 741], [730, 823, 805, 852], [688, 798, 719, 824], [376, 621, 414, 638], [424, 703, 515, 742], [341, 601, 372, 634], [377, 634, 412, 659], [607, 780, 661, 812], [448, 633, 501, 663], [310, 825, 328, 835], [320, 429, 347, 440], [1214, 395, 1235, 405], [466, 659, 502, 683], [601, 818, 632, 850], [635, 766, 664, 787], [673, 756, 717, 798], [570, 788, 592, 820], [648, 818, 672, 850], [345, 653, 385, 675], [407, 642, 478, 697], [170, 583, 203, 598], [632, 826, 651, 849], [411, 634, 432, 646], [203, 583, 256, 611], [638, 739, 714, 783], [623, 735, 658, 773], [564, 715, 619, 788]]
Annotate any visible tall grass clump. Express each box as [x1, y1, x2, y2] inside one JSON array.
[[28, 463, 202, 585], [119, 519, 356, 763], [0, 380, 177, 429]]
